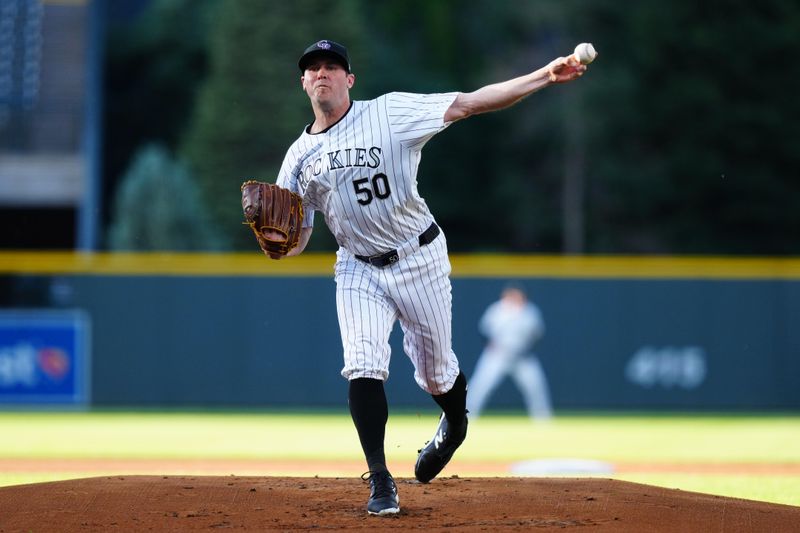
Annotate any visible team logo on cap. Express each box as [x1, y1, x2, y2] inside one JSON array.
[[317, 40, 331, 50]]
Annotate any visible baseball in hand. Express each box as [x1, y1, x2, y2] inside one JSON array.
[[574, 42, 597, 65]]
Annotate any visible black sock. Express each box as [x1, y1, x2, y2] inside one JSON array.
[[348, 378, 388, 472], [432, 371, 468, 427]]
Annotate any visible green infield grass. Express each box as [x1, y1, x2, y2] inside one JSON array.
[[0, 411, 798, 506]]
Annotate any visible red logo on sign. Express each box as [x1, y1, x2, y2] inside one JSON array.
[[37, 348, 70, 381]]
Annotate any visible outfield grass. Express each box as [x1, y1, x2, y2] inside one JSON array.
[[1, 411, 798, 506]]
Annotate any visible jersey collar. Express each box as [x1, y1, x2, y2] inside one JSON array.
[[305, 100, 354, 135]]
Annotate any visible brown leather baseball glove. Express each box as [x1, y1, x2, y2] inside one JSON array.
[[241, 180, 304, 256]]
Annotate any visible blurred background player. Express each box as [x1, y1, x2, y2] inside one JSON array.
[[467, 285, 553, 421]]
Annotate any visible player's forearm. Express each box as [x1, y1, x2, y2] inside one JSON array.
[[446, 67, 551, 122], [286, 227, 313, 257], [269, 226, 313, 260], [445, 54, 587, 123]]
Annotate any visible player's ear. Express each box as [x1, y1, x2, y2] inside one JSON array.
[[346, 73, 355, 89]]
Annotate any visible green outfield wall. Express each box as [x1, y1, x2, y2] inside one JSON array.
[[1, 253, 798, 410]]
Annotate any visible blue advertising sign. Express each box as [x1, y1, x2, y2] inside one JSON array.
[[0, 310, 90, 406]]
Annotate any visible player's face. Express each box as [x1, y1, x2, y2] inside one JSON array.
[[301, 59, 354, 111], [502, 288, 526, 307]]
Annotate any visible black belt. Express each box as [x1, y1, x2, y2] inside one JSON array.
[[355, 223, 440, 268]]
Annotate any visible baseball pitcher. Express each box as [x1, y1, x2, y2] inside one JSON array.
[[242, 39, 590, 516]]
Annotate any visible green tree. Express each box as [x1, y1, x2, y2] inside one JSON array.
[[108, 144, 225, 251], [576, 0, 800, 253], [103, 0, 219, 231]]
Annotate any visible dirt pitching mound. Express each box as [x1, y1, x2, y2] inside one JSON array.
[[1, 476, 798, 532]]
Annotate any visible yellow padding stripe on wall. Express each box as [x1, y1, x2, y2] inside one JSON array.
[[1, 252, 800, 279], [449, 255, 800, 279], [0, 252, 335, 277]]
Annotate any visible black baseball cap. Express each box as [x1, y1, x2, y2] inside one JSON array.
[[298, 40, 350, 73]]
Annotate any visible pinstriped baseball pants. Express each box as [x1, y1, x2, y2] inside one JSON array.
[[335, 235, 461, 395]]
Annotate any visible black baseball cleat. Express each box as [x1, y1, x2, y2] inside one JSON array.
[[362, 470, 400, 516], [414, 412, 468, 483]]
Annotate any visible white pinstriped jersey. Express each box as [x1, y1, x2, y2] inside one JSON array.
[[276, 91, 458, 256]]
